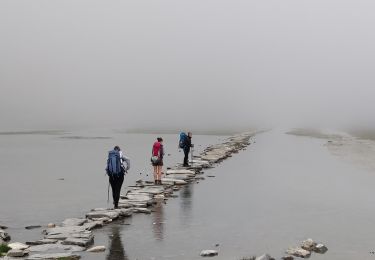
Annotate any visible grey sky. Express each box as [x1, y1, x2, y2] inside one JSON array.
[[1, 0, 375, 131]]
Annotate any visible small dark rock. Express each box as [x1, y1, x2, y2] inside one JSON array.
[[25, 225, 42, 230]]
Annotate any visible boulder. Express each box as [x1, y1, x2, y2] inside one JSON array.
[[313, 243, 328, 254], [87, 246, 106, 252], [0, 229, 11, 241], [26, 252, 81, 259], [62, 218, 87, 227], [7, 249, 28, 257], [301, 239, 317, 251], [8, 242, 29, 250], [200, 250, 218, 257], [286, 247, 311, 258]]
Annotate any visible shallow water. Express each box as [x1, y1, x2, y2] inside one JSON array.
[[2, 129, 375, 259], [0, 129, 223, 242], [87, 129, 375, 260]]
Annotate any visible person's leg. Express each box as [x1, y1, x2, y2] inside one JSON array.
[[109, 176, 116, 208], [157, 165, 162, 184], [114, 175, 124, 208], [153, 165, 157, 184], [183, 149, 189, 166]]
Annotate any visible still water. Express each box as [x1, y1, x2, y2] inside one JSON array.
[[2, 129, 375, 259]]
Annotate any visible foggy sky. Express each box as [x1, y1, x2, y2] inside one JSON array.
[[1, 0, 375, 131]]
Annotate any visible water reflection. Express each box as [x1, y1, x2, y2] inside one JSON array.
[[180, 185, 193, 226], [152, 199, 165, 240], [106, 225, 128, 260]]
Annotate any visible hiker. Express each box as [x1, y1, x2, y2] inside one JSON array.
[[151, 137, 164, 185], [182, 132, 193, 167], [106, 146, 130, 209]]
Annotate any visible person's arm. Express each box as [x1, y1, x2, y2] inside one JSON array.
[[122, 156, 130, 171]]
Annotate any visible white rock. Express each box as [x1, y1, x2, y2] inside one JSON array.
[[7, 249, 28, 257], [256, 254, 274, 260], [286, 247, 311, 258], [161, 178, 187, 185], [167, 169, 195, 175], [8, 242, 29, 250], [87, 246, 106, 252], [200, 250, 218, 257], [301, 238, 317, 251]]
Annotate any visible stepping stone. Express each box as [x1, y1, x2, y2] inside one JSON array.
[[200, 250, 218, 257], [86, 210, 120, 220], [286, 247, 311, 258], [26, 252, 81, 260], [61, 236, 94, 248], [62, 218, 87, 227], [8, 242, 30, 250], [7, 249, 28, 257], [87, 245, 106, 252], [28, 243, 85, 252], [26, 239, 58, 246]]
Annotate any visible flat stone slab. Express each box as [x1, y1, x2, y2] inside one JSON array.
[[114, 209, 133, 217], [61, 236, 94, 248], [62, 218, 87, 227], [8, 242, 30, 251], [133, 208, 152, 214], [26, 252, 81, 260], [286, 247, 311, 258], [26, 239, 58, 246], [86, 210, 120, 220], [28, 243, 85, 252], [161, 178, 187, 185], [167, 169, 196, 175], [87, 246, 106, 252], [200, 250, 218, 257], [7, 249, 28, 257]]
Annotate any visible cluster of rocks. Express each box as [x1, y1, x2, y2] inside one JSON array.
[[235, 239, 328, 260], [1, 132, 255, 259]]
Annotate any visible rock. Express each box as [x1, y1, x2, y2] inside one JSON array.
[[8, 242, 29, 250], [26, 239, 58, 246], [26, 252, 81, 259], [62, 218, 87, 227], [0, 229, 11, 241], [286, 247, 311, 258], [90, 217, 112, 224], [255, 254, 274, 260], [86, 210, 120, 220], [167, 169, 196, 175], [25, 225, 42, 230], [154, 194, 165, 199], [313, 243, 328, 254], [161, 178, 187, 185], [301, 238, 317, 251], [281, 256, 294, 260], [114, 209, 133, 217], [7, 249, 28, 257], [61, 235, 94, 248], [47, 223, 55, 228], [133, 208, 151, 214], [28, 243, 85, 252], [82, 221, 102, 231], [200, 250, 218, 257], [87, 245, 106, 252], [0, 225, 7, 229]]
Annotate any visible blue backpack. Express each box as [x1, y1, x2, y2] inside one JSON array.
[[106, 150, 123, 176], [179, 132, 187, 149]]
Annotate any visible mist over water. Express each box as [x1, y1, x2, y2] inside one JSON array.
[[1, 0, 375, 131]]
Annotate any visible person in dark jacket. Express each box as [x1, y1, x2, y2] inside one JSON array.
[[183, 132, 192, 167], [106, 146, 130, 209]]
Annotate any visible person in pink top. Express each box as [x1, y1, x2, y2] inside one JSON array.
[[151, 137, 164, 185]]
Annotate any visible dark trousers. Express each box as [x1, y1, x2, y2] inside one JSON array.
[[109, 174, 124, 208], [183, 148, 190, 166]]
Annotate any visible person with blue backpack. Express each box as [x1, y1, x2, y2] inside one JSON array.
[[179, 132, 193, 167], [106, 146, 130, 209]]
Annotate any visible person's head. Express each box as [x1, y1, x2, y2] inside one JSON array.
[[157, 137, 163, 143], [114, 146, 120, 151], [188, 132, 192, 138]]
